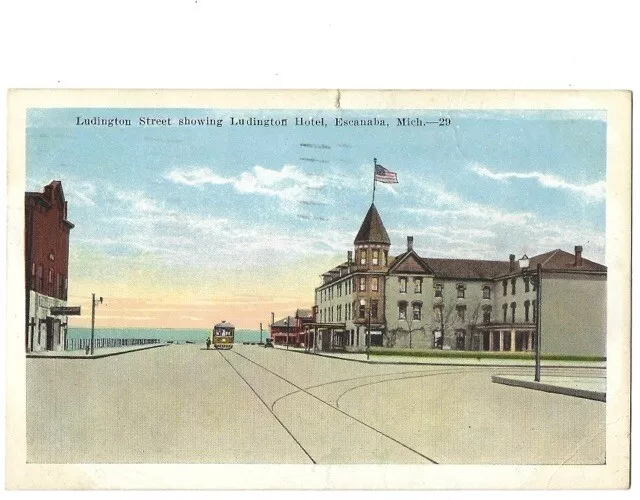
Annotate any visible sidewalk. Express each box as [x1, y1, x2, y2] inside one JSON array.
[[491, 374, 606, 402], [26, 343, 169, 359], [271, 345, 606, 369]]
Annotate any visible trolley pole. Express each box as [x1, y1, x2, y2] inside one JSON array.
[[90, 294, 103, 355], [90, 294, 95, 355], [534, 263, 542, 382]]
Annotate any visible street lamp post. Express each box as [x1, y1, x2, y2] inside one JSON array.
[[519, 255, 542, 382], [90, 293, 103, 355], [360, 298, 371, 361]]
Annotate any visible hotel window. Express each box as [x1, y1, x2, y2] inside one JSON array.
[[64, 277, 68, 300], [371, 300, 379, 319], [502, 304, 508, 322], [524, 276, 530, 293], [337, 305, 342, 322], [456, 305, 466, 322], [502, 280, 508, 296], [398, 301, 407, 320], [383, 250, 388, 266], [55, 274, 61, 299], [483, 306, 491, 324], [399, 277, 407, 293], [483, 286, 491, 299], [524, 300, 531, 322], [412, 302, 422, 321], [532, 300, 537, 322], [347, 303, 351, 320], [338, 283, 342, 297], [510, 302, 517, 323], [371, 277, 379, 292], [511, 278, 516, 295], [372, 249, 379, 265], [31, 263, 36, 288], [414, 278, 423, 293], [457, 284, 466, 298], [359, 303, 366, 319], [359, 277, 366, 291], [360, 250, 367, 265], [434, 283, 443, 298]]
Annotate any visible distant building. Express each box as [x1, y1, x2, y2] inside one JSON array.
[[25, 181, 74, 352], [270, 309, 314, 347], [313, 203, 607, 357]]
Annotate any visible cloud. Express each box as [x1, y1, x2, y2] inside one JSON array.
[[166, 164, 331, 208], [164, 167, 234, 186], [469, 162, 605, 202], [405, 183, 536, 226]]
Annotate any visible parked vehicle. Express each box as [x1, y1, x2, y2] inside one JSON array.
[[264, 338, 274, 348]]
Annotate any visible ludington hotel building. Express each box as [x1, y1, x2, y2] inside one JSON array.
[[312, 203, 607, 358]]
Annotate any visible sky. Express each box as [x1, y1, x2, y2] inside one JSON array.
[[25, 108, 607, 329]]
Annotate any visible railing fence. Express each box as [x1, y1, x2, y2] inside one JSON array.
[[65, 338, 160, 351]]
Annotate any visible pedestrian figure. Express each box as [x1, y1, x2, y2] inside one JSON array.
[[85, 345, 90, 355], [206, 338, 211, 350]]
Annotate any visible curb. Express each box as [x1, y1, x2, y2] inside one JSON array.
[[271, 345, 605, 370], [491, 375, 606, 402], [26, 343, 169, 360]]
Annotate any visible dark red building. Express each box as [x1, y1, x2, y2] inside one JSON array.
[[25, 181, 74, 352], [270, 308, 314, 347]]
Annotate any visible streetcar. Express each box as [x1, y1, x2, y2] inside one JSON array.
[[212, 320, 235, 350]]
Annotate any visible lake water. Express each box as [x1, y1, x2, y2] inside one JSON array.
[[67, 327, 266, 344]]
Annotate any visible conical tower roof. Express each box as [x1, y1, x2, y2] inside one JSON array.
[[354, 204, 390, 245]]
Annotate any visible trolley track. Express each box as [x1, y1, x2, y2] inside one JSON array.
[[216, 348, 316, 463], [224, 348, 442, 464], [219, 347, 605, 464]]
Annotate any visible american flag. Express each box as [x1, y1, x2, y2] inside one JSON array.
[[374, 164, 398, 184]]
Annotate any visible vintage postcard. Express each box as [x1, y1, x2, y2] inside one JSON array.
[[5, 90, 631, 489]]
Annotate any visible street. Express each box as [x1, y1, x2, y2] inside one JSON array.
[[26, 344, 605, 464]]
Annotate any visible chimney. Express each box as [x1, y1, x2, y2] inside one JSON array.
[[509, 254, 515, 272], [407, 236, 414, 251], [347, 250, 353, 263], [574, 245, 583, 267]]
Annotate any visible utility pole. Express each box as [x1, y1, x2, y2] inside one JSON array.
[[286, 315, 290, 350], [90, 294, 103, 355], [259, 322, 263, 344], [534, 263, 542, 382], [271, 312, 274, 343], [367, 303, 371, 361]]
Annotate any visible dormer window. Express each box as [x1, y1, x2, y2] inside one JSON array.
[[457, 284, 466, 298], [434, 283, 443, 298]]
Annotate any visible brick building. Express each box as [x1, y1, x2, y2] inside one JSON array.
[[25, 181, 74, 352], [270, 308, 314, 347]]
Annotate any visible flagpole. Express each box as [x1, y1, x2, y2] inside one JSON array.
[[372, 158, 377, 204]]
